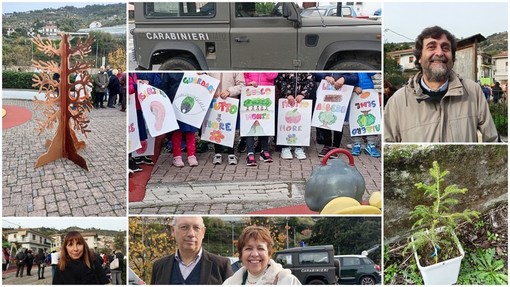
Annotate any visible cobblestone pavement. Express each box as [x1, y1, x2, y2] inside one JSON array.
[[130, 126, 381, 214], [2, 98, 127, 217]]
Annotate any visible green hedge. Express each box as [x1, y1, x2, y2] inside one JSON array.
[[2, 71, 39, 89], [489, 102, 508, 136]]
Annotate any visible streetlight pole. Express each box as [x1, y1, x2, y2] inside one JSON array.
[[286, 217, 289, 249], [231, 222, 235, 256]]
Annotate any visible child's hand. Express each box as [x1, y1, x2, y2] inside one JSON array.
[[296, 94, 304, 103], [287, 95, 296, 106], [354, 87, 363, 94], [248, 81, 258, 87], [220, 90, 230, 99], [334, 77, 345, 90]]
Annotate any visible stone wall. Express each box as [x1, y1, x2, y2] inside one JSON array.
[[384, 145, 507, 241]]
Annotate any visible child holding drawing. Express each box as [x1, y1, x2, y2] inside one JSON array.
[[275, 73, 317, 160], [243, 72, 278, 166], [161, 73, 200, 167], [208, 72, 246, 165]]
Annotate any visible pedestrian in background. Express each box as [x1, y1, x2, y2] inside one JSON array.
[[15, 249, 26, 278], [35, 249, 46, 280]]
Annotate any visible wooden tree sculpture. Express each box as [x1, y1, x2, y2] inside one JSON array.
[[32, 33, 95, 171]]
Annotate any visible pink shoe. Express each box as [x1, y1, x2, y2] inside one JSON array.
[[188, 155, 198, 167], [173, 156, 184, 167]]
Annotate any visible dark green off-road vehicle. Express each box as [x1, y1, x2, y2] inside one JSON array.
[[132, 2, 381, 70]]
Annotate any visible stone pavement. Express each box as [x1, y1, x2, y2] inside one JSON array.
[[130, 126, 382, 214], [2, 265, 52, 285], [2, 96, 127, 217]]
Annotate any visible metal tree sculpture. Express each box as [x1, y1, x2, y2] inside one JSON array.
[[32, 33, 95, 170]]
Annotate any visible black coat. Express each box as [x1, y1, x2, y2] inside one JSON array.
[[53, 258, 109, 285], [150, 250, 233, 285]]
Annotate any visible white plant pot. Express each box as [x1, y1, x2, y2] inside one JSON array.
[[412, 230, 465, 285]]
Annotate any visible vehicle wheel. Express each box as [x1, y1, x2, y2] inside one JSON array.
[[159, 57, 200, 70], [329, 61, 378, 71], [307, 279, 326, 285], [359, 276, 376, 285]]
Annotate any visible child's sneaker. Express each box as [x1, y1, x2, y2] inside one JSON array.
[[364, 144, 381, 158], [259, 151, 273, 163], [351, 143, 362, 156], [142, 156, 154, 165], [281, 147, 293, 159], [187, 155, 198, 167], [173, 156, 185, 167], [294, 147, 307, 160], [213, 154, 222, 165], [129, 158, 143, 173], [318, 146, 332, 158], [246, 153, 257, 166], [228, 154, 238, 165]]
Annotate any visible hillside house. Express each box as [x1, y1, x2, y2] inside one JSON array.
[[4, 228, 52, 253], [492, 51, 508, 84]]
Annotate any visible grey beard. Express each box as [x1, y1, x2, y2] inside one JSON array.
[[424, 65, 450, 82]]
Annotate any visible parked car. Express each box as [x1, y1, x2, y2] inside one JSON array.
[[132, 2, 381, 70], [300, 5, 357, 17], [274, 245, 339, 284], [128, 267, 145, 285], [334, 255, 381, 285], [227, 256, 243, 273]]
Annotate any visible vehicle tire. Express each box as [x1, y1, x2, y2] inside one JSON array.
[[359, 276, 376, 285], [159, 57, 200, 70], [307, 279, 326, 285], [329, 61, 378, 71]]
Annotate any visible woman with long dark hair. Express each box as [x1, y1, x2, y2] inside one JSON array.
[[52, 231, 109, 285]]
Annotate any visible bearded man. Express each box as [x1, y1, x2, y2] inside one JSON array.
[[384, 26, 498, 142]]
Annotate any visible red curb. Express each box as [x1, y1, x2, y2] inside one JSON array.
[[249, 204, 318, 215], [2, 105, 32, 130], [129, 135, 165, 202]]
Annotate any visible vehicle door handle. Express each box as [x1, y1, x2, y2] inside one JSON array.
[[234, 36, 250, 43]]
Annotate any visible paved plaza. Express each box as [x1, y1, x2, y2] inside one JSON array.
[[130, 126, 382, 214], [2, 92, 127, 216]]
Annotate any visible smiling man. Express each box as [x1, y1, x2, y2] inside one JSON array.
[[150, 216, 233, 285], [384, 26, 498, 142]]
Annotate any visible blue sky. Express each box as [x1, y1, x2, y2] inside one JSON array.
[[384, 2, 508, 43]]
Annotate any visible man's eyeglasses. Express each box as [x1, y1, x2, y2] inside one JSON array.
[[176, 225, 204, 232]]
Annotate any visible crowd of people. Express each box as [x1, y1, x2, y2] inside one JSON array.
[[3, 231, 125, 285], [129, 72, 382, 173]]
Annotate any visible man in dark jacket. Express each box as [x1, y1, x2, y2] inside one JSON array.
[[94, 66, 109, 108], [107, 69, 121, 108], [15, 249, 27, 277], [151, 216, 233, 285]]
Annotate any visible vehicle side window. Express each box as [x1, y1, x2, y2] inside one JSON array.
[[299, 252, 329, 264], [275, 254, 292, 266], [145, 2, 215, 18], [342, 257, 361, 266], [234, 2, 281, 18], [361, 258, 373, 265]]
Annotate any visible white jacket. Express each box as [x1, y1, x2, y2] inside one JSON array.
[[223, 259, 301, 285]]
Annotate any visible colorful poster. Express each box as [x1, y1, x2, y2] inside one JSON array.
[[348, 89, 382, 136], [201, 97, 239, 148], [311, 80, 354, 132], [239, 85, 275, 137], [173, 72, 219, 128], [132, 133, 155, 157], [276, 99, 313, 147], [137, 83, 179, 137], [128, 93, 141, 153]]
